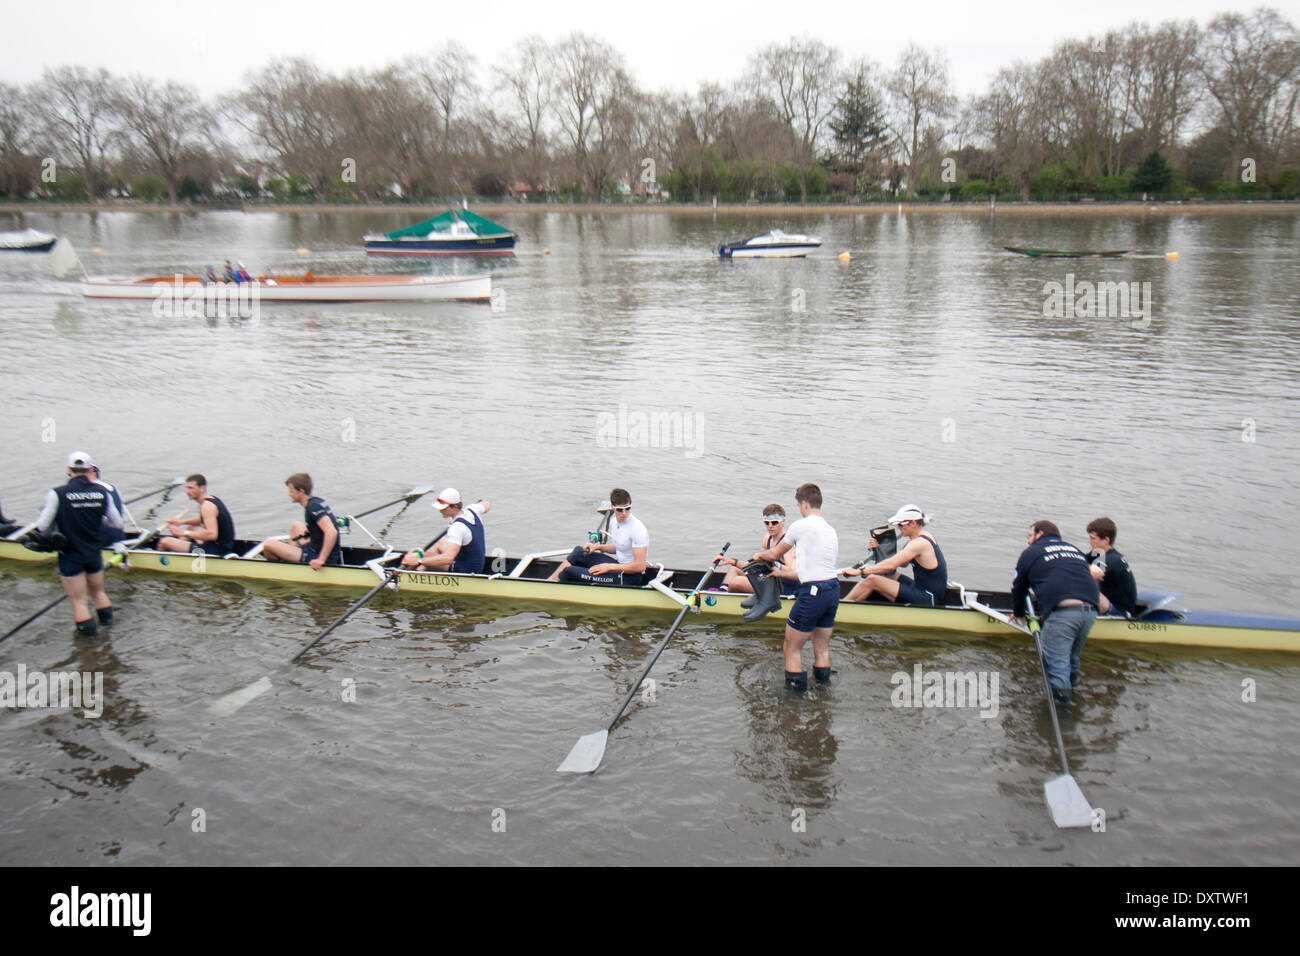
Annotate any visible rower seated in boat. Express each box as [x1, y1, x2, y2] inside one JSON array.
[[401, 488, 489, 573], [842, 504, 948, 606], [715, 504, 799, 596], [259, 473, 342, 570], [89, 465, 128, 548], [157, 474, 237, 556], [1086, 516, 1137, 617], [547, 487, 647, 586]]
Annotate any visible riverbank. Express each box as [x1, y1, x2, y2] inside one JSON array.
[[2, 199, 1297, 216]]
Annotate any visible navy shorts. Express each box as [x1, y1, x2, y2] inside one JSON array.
[[192, 541, 231, 556], [300, 546, 342, 566], [787, 578, 840, 632], [559, 546, 624, 585], [895, 574, 940, 608], [58, 550, 103, 577]]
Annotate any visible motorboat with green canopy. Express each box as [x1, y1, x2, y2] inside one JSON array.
[[364, 208, 517, 255]]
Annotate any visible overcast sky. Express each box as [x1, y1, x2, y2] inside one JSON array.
[[2, 0, 1269, 99]]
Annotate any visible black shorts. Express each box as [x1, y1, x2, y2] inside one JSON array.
[[895, 574, 941, 608], [58, 551, 103, 577]]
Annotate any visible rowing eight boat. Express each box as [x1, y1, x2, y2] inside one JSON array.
[[2, 537, 1296, 652]]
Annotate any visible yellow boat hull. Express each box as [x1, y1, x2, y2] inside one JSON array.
[[2, 540, 1295, 653]]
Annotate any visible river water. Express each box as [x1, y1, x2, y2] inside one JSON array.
[[0, 207, 1297, 865]]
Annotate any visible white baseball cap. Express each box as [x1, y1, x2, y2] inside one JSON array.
[[888, 504, 932, 526], [67, 450, 95, 469], [432, 488, 462, 510]]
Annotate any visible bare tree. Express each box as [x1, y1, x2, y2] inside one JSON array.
[[230, 59, 350, 198], [751, 37, 841, 201], [1037, 34, 1130, 181], [1121, 21, 1202, 161], [418, 41, 481, 142], [887, 44, 956, 194], [0, 82, 39, 197], [497, 35, 553, 191], [974, 62, 1046, 197], [1200, 8, 1300, 174], [672, 82, 731, 200], [349, 63, 437, 197], [551, 32, 635, 198], [35, 66, 122, 201], [115, 77, 207, 204]]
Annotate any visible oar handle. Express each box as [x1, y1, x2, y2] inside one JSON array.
[[605, 543, 729, 733]]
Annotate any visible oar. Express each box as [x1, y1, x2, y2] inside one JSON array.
[[346, 485, 435, 521], [208, 528, 448, 717], [0, 593, 69, 646], [123, 478, 186, 508], [557, 542, 729, 774], [963, 592, 1095, 828]]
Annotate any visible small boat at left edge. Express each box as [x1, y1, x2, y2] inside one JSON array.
[[0, 229, 58, 252]]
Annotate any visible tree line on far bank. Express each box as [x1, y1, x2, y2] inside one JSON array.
[[0, 7, 1296, 206]]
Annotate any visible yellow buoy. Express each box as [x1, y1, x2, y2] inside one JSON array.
[[91, 247, 102, 253], [297, 248, 309, 255], [1166, 251, 1179, 260], [838, 251, 851, 262], [542, 248, 551, 255]]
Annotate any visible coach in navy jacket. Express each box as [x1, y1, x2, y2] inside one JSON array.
[[1011, 520, 1100, 706]]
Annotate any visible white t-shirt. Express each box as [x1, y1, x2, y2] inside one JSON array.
[[784, 514, 838, 582], [609, 514, 649, 565], [446, 503, 485, 547]]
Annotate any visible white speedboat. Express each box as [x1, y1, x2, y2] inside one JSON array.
[[0, 229, 57, 252], [717, 229, 822, 258]]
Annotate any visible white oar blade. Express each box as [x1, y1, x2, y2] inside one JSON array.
[[556, 730, 608, 774], [207, 676, 273, 717], [1045, 774, 1094, 828]]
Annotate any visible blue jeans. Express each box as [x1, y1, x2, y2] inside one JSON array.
[[1039, 605, 1097, 692]]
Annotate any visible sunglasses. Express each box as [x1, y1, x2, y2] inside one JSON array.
[[763, 518, 782, 526], [613, 506, 632, 513]]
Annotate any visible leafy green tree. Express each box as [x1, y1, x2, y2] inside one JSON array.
[[1131, 152, 1172, 196], [829, 64, 891, 179], [130, 174, 166, 201]]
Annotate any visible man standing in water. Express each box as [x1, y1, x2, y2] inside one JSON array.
[[1011, 520, 1099, 708], [754, 483, 839, 692], [31, 451, 124, 636]]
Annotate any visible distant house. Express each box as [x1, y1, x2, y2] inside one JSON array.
[[507, 181, 531, 201]]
